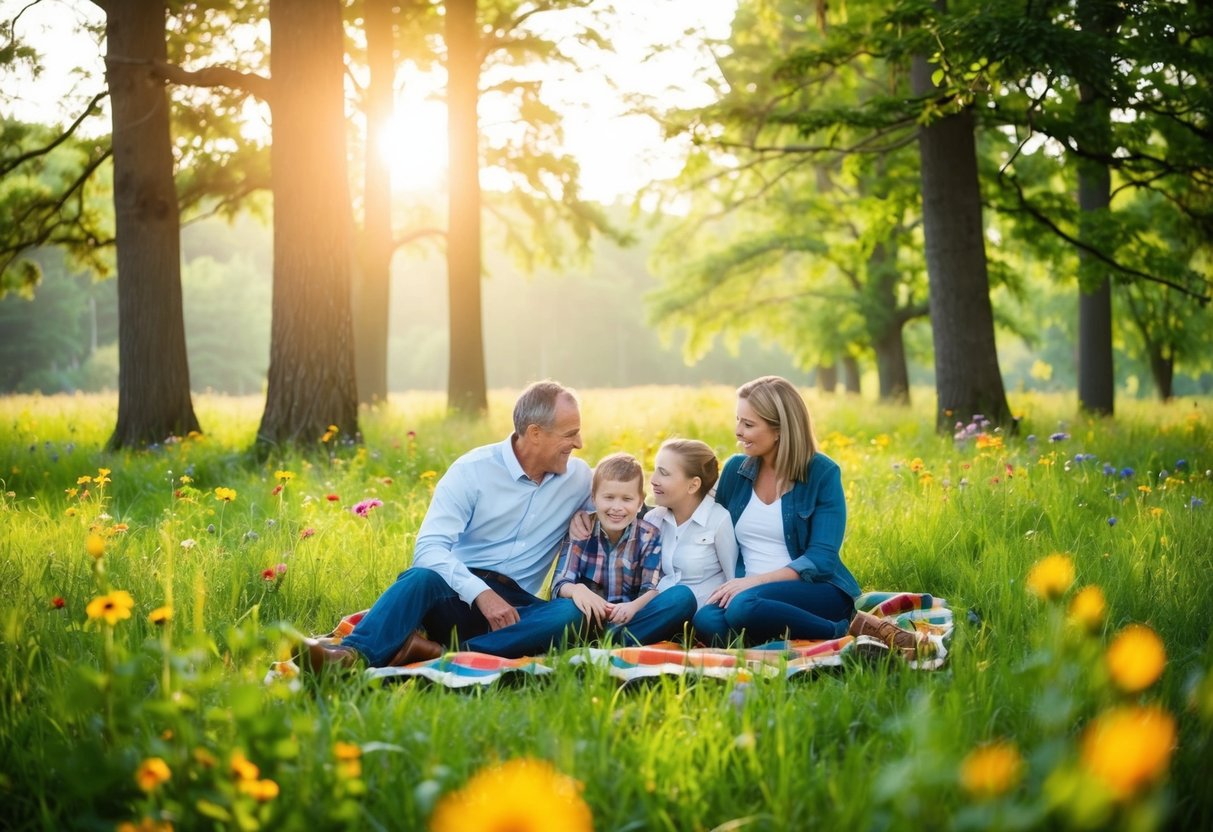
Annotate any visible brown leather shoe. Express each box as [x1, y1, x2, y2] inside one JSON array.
[[304, 639, 361, 673], [848, 611, 928, 660], [388, 630, 444, 667]]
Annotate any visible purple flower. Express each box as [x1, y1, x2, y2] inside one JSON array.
[[352, 498, 384, 517], [1175, 459, 1187, 469], [1190, 497, 1205, 510], [1049, 432, 1070, 443], [1102, 463, 1115, 476]]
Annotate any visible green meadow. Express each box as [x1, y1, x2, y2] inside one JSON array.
[[0, 388, 1210, 831]]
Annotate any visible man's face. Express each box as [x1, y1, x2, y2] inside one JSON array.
[[535, 394, 583, 475]]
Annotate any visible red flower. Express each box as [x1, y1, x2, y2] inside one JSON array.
[[261, 568, 276, 581], [52, 596, 66, 609], [300, 527, 316, 539], [271, 484, 284, 496], [326, 494, 340, 502]]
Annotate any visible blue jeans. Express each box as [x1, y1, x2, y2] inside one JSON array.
[[691, 580, 854, 646], [602, 584, 697, 646], [340, 567, 585, 665]]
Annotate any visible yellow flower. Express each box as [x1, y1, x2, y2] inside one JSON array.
[[959, 741, 1023, 800], [871, 434, 890, 448], [1106, 624, 1166, 693], [975, 433, 1003, 450], [429, 758, 592, 832], [77, 475, 93, 485], [334, 742, 362, 761], [1068, 586, 1106, 634], [274, 470, 296, 482], [192, 747, 218, 769], [238, 778, 280, 802], [94, 468, 112, 486], [1037, 454, 1055, 467], [1081, 705, 1176, 799], [420, 470, 438, 481], [1137, 485, 1152, 494], [1149, 507, 1164, 518], [65, 507, 78, 517], [135, 757, 171, 792], [86, 590, 134, 626], [230, 751, 260, 781], [214, 487, 237, 503], [1026, 553, 1075, 601], [117, 818, 173, 832], [86, 533, 106, 559], [148, 606, 173, 626], [909, 458, 924, 473]]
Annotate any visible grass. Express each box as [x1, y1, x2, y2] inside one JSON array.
[[0, 387, 1210, 831]]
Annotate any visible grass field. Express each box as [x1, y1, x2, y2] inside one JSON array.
[[0, 387, 1210, 831]]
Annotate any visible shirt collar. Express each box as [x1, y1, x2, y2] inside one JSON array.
[[689, 494, 718, 526], [594, 518, 633, 553], [738, 455, 760, 480], [501, 434, 530, 483]]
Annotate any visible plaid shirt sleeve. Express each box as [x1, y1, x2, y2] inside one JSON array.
[[636, 520, 663, 594], [550, 533, 585, 598]]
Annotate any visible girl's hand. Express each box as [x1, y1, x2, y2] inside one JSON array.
[[705, 576, 761, 609], [569, 511, 595, 539]]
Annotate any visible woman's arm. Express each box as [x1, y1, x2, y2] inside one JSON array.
[[786, 465, 846, 580]]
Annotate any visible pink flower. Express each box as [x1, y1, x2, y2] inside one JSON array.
[[300, 527, 316, 539], [275, 563, 287, 576], [352, 498, 384, 517]]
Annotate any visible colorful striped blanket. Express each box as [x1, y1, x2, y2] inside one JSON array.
[[267, 591, 952, 688]]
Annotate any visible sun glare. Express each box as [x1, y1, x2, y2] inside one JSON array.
[[382, 94, 449, 193]]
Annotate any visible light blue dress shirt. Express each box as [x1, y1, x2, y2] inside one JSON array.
[[411, 435, 593, 605]]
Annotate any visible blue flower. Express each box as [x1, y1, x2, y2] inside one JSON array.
[[1176, 459, 1187, 469], [1050, 432, 1070, 442], [1026, 435, 1037, 443], [1103, 463, 1115, 476], [1190, 497, 1205, 509], [1107, 516, 1118, 526], [1120, 467, 1135, 478]]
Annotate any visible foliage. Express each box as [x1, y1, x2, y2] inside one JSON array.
[[0, 389, 1210, 829]]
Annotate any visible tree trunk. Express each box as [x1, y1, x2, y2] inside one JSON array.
[[353, 0, 395, 407], [101, 0, 200, 449], [841, 354, 861, 395], [873, 324, 910, 405], [255, 0, 359, 448], [866, 241, 911, 405], [1147, 345, 1174, 402], [445, 0, 487, 414], [911, 23, 1010, 431], [816, 362, 838, 394], [1075, 0, 1116, 416]]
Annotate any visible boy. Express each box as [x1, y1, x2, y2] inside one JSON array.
[[551, 452, 694, 644]]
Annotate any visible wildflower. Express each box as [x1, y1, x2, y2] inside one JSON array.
[[52, 596, 66, 609], [326, 494, 340, 502], [274, 470, 295, 482], [193, 747, 218, 769], [300, 527, 316, 539], [1107, 517, 1117, 527], [1049, 432, 1069, 442], [180, 538, 197, 550], [1068, 586, 1106, 633], [261, 568, 276, 581], [334, 742, 362, 779], [429, 758, 592, 832], [85, 533, 106, 559], [1137, 485, 1152, 494], [65, 507, 78, 517], [1026, 554, 1075, 601], [1106, 624, 1166, 693], [1119, 467, 1134, 478], [1190, 497, 1205, 510], [353, 498, 384, 517], [1081, 705, 1176, 799], [976, 434, 1003, 450], [1175, 459, 1187, 470], [86, 590, 134, 626], [271, 484, 284, 496], [1150, 507, 1164, 518], [148, 606, 173, 626], [77, 475, 92, 485], [1026, 435, 1036, 444], [214, 487, 237, 503], [959, 741, 1023, 800], [94, 468, 112, 486], [179, 475, 193, 485], [135, 757, 171, 792], [116, 818, 173, 832], [111, 523, 129, 534], [244, 530, 259, 542], [238, 778, 280, 802], [909, 458, 924, 474], [230, 751, 260, 781], [1102, 463, 1115, 476], [276, 562, 287, 576]]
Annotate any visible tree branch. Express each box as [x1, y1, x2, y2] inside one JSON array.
[[138, 57, 272, 104], [0, 91, 108, 177], [392, 226, 446, 253]]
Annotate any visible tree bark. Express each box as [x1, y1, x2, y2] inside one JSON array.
[[841, 354, 861, 395], [101, 0, 201, 449], [445, 0, 488, 414], [1147, 345, 1174, 402], [255, 0, 359, 448], [816, 362, 838, 394], [353, 0, 396, 406], [911, 20, 1010, 431], [1075, 0, 1116, 415], [866, 240, 911, 404]]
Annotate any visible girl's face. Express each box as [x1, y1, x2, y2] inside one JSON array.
[[650, 449, 700, 509], [735, 397, 779, 459]]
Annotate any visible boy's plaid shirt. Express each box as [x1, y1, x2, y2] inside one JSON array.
[[550, 516, 663, 603]]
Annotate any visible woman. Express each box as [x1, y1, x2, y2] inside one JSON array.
[[693, 376, 924, 657]]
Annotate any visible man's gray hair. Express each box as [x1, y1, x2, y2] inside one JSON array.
[[513, 380, 576, 435]]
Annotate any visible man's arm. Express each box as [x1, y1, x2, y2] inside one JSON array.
[[410, 463, 491, 605]]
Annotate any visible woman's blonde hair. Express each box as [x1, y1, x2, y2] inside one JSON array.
[[659, 438, 719, 496], [737, 375, 817, 487]]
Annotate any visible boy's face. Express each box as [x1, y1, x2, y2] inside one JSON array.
[[593, 477, 644, 537]]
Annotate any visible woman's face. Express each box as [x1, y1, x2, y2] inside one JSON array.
[[735, 397, 779, 459]]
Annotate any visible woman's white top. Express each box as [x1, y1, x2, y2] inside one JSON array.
[[733, 493, 791, 576], [649, 496, 738, 608]]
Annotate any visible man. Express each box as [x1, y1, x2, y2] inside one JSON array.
[[306, 380, 592, 670]]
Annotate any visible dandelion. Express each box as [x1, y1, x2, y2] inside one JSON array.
[[1068, 586, 1106, 633], [321, 424, 340, 443], [352, 498, 384, 517], [85, 533, 106, 559], [77, 475, 92, 485], [1026, 554, 1075, 601], [51, 596, 66, 609], [65, 507, 78, 517], [428, 758, 592, 832], [1149, 507, 1164, 518], [959, 741, 1023, 800], [135, 757, 171, 792], [214, 487, 237, 502], [1081, 705, 1176, 799], [1106, 624, 1166, 693], [86, 590, 134, 626], [148, 606, 173, 626]]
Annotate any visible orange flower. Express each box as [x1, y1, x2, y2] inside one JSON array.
[[135, 757, 171, 792], [1081, 705, 1176, 799], [1026, 554, 1074, 601], [229, 750, 260, 781], [238, 778, 280, 802], [1106, 624, 1166, 693], [429, 758, 592, 832], [960, 741, 1023, 799], [1068, 586, 1107, 634]]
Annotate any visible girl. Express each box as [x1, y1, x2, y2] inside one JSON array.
[[645, 439, 738, 611]]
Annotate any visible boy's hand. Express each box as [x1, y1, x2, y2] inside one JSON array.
[[608, 600, 638, 625], [568, 584, 611, 625], [569, 511, 595, 539]]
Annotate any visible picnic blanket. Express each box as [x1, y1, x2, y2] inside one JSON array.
[[266, 591, 952, 688]]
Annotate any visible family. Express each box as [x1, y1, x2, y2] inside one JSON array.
[[303, 376, 927, 672]]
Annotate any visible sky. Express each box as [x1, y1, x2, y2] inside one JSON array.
[[2, 0, 738, 203]]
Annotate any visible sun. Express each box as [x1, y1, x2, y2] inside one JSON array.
[[381, 91, 448, 193]]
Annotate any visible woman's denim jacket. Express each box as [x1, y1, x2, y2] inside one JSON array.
[[715, 452, 860, 599]]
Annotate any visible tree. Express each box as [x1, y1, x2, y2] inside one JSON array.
[[94, 0, 201, 448]]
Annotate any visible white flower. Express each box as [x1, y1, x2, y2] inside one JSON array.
[[180, 538, 197, 550]]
